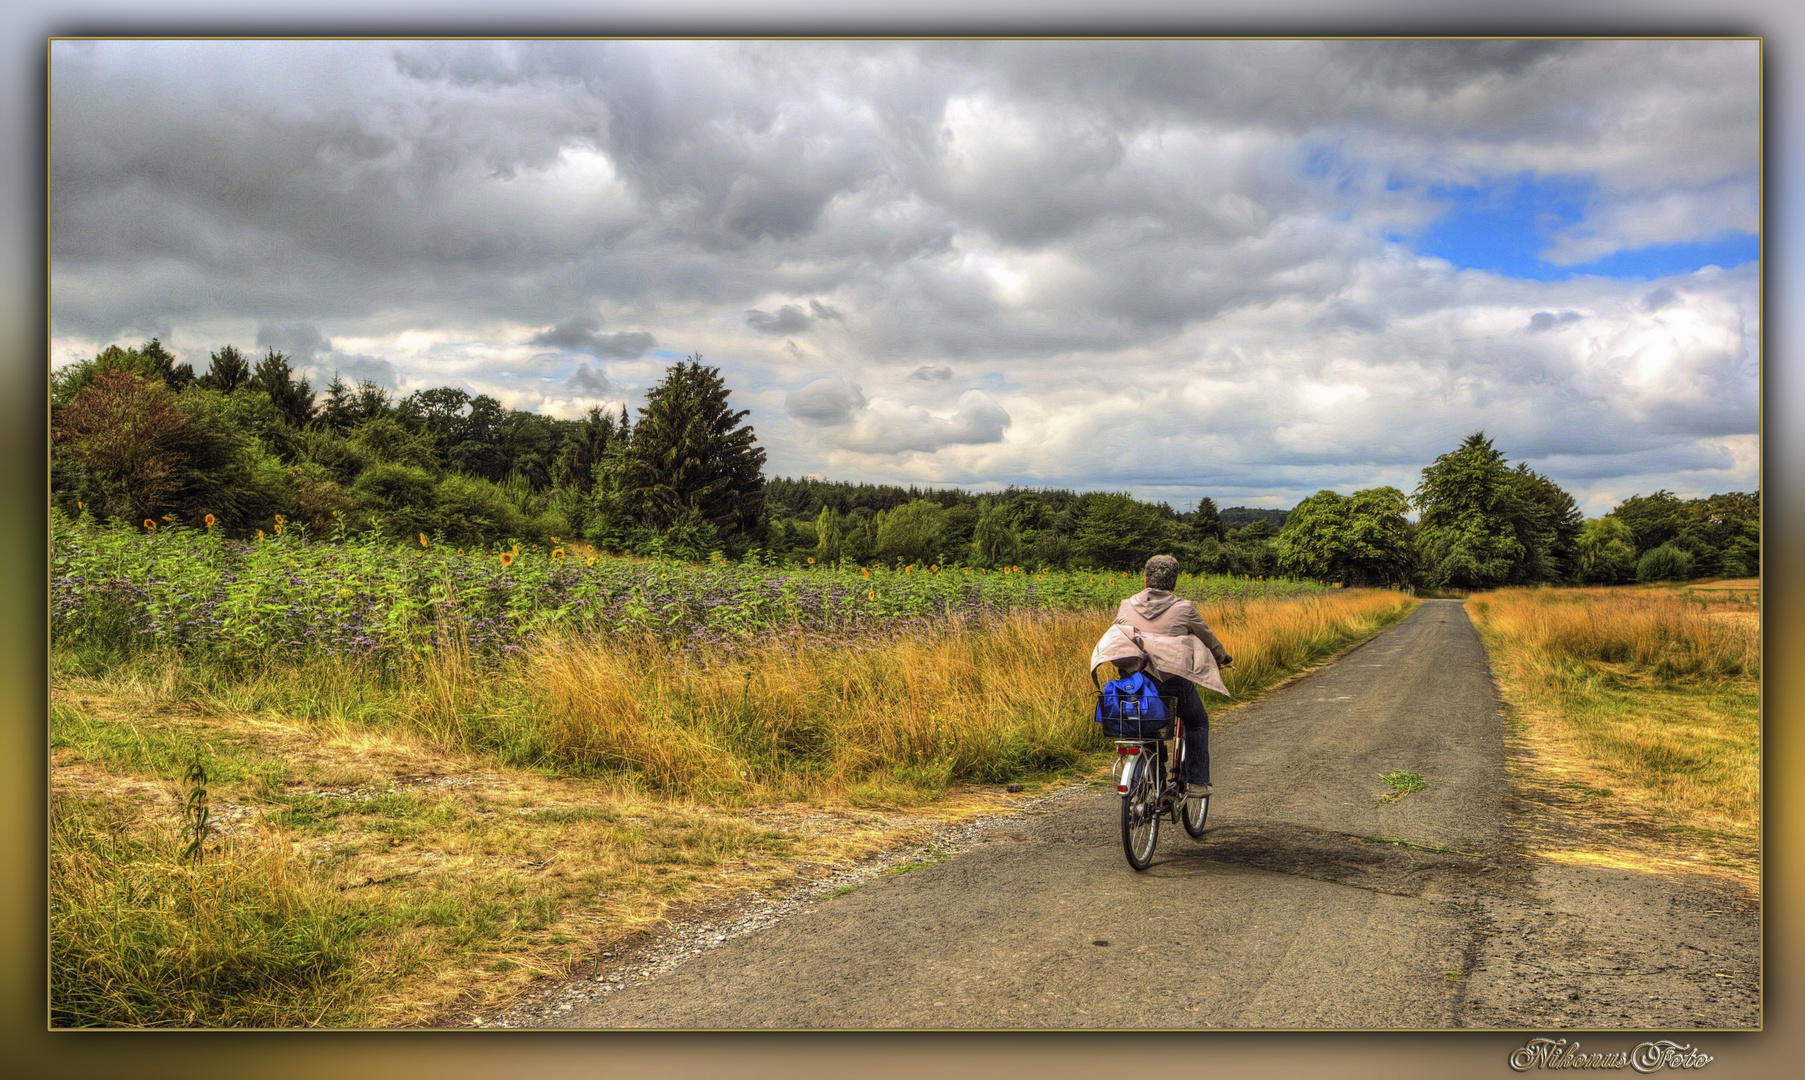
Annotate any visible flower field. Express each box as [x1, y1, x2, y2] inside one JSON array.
[[51, 510, 1327, 666]]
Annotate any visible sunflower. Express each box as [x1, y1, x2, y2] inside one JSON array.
[[204, 513, 216, 528], [419, 533, 429, 548], [500, 551, 515, 567], [161, 515, 174, 522], [587, 557, 597, 567], [806, 556, 815, 564], [868, 589, 875, 600], [142, 519, 156, 531], [553, 548, 566, 559], [862, 567, 870, 578], [273, 522, 283, 535], [274, 514, 284, 525], [258, 529, 265, 540]]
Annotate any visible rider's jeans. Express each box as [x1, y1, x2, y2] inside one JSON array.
[[1155, 675, 1211, 785]]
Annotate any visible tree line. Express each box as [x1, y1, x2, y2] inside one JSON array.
[[52, 339, 1757, 584], [51, 340, 764, 558]]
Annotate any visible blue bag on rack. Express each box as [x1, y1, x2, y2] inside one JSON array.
[[1095, 670, 1170, 737]]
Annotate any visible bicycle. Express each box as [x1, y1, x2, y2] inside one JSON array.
[[1101, 693, 1210, 871]]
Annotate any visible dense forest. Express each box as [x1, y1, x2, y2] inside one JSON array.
[[51, 339, 1758, 584]]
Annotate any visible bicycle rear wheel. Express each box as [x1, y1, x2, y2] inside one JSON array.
[[1120, 754, 1159, 870]]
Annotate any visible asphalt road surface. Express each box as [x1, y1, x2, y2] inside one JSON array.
[[547, 600, 1758, 1030]]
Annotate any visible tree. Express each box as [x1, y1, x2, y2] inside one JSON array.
[[1575, 516, 1637, 584], [970, 497, 1022, 568], [1413, 432, 1529, 588], [1611, 491, 1686, 555], [198, 345, 252, 393], [619, 357, 767, 539], [1511, 463, 1582, 584], [403, 386, 472, 448], [248, 349, 315, 428], [812, 505, 845, 564], [551, 406, 619, 494], [1190, 497, 1226, 541], [52, 370, 196, 522], [52, 340, 193, 405], [1074, 493, 1169, 570], [1637, 543, 1695, 583], [1273, 486, 1414, 586], [875, 500, 946, 564]]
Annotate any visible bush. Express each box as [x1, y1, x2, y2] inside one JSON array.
[[1636, 543, 1695, 583]]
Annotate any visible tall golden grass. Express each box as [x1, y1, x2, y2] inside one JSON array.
[[98, 589, 1417, 805], [1469, 586, 1760, 837], [1472, 587, 1758, 682], [488, 590, 1420, 802]]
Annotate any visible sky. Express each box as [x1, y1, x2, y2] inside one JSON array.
[[47, 38, 1760, 514]]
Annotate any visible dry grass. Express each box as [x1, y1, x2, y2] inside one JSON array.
[[52, 588, 1418, 1026], [1467, 583, 1760, 883]]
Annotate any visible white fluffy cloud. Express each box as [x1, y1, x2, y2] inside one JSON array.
[[49, 39, 1759, 510]]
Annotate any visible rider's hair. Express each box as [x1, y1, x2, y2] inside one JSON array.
[[1143, 554, 1180, 591]]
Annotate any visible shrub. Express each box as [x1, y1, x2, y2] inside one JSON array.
[[1636, 542, 1695, 583]]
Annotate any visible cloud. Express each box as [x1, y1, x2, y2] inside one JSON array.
[[529, 315, 655, 358], [786, 376, 866, 425], [324, 353, 399, 389], [746, 305, 813, 335], [829, 392, 1012, 455], [563, 362, 616, 396], [1526, 311, 1583, 333], [47, 40, 1758, 508], [255, 323, 332, 361]]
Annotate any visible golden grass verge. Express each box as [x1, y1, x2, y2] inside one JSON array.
[[1467, 584, 1759, 886]]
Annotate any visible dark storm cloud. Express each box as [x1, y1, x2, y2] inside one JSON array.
[[529, 315, 656, 358], [910, 365, 953, 382], [256, 323, 331, 361]]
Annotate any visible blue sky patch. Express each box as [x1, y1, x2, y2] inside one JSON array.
[[1414, 173, 1756, 281]]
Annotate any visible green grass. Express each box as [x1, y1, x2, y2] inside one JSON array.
[[1377, 771, 1428, 804], [51, 793, 381, 1027]]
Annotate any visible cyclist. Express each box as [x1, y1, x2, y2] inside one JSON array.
[[1113, 554, 1231, 798]]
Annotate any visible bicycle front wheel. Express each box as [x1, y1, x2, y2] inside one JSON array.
[[1120, 757, 1159, 871], [1181, 791, 1210, 838]]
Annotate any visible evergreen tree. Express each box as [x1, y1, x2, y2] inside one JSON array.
[[1191, 496, 1225, 541], [1413, 433, 1529, 588], [619, 357, 766, 539], [318, 375, 357, 430], [198, 345, 252, 393], [248, 348, 315, 427], [551, 406, 619, 494]]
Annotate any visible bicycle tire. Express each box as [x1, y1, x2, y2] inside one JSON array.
[[1121, 756, 1159, 870], [1181, 792, 1210, 838]]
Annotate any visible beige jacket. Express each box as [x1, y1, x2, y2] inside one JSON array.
[[1088, 589, 1231, 697]]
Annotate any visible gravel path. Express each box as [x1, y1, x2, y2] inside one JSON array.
[[508, 600, 1757, 1029]]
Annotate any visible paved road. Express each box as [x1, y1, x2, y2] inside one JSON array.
[[549, 600, 1758, 1029]]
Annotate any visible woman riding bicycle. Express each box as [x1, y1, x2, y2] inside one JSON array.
[[1113, 554, 1232, 798]]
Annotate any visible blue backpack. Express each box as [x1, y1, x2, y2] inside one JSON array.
[[1095, 671, 1171, 738]]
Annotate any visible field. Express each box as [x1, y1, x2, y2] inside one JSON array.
[[1467, 581, 1760, 883], [50, 515, 1417, 1026]]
